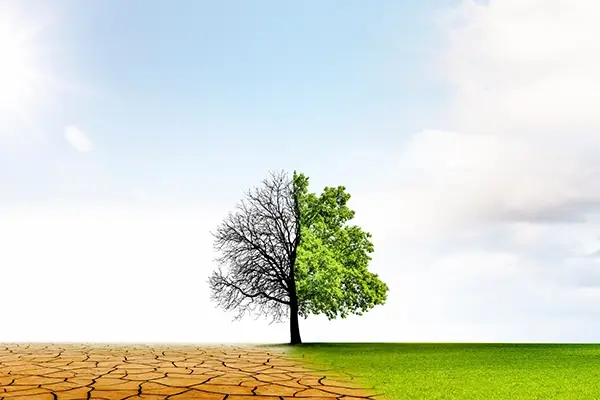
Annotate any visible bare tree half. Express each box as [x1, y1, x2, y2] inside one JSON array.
[[208, 170, 302, 344]]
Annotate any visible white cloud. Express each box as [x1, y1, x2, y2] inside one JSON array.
[[64, 125, 92, 152], [379, 0, 600, 234], [439, 0, 600, 137], [343, 0, 600, 342]]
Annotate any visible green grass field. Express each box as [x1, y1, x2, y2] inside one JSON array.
[[286, 343, 600, 399]]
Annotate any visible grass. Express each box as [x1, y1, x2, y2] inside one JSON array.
[[283, 343, 600, 399]]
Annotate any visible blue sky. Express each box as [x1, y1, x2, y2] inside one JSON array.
[[3, 0, 600, 343], [15, 0, 452, 208]]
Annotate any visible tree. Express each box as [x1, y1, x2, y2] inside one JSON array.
[[208, 170, 389, 344]]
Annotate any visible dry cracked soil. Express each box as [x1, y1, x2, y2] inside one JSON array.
[[0, 344, 381, 399]]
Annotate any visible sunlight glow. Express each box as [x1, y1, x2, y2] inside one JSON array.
[[0, 7, 54, 129]]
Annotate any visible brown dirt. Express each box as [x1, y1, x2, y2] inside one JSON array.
[[0, 344, 381, 399]]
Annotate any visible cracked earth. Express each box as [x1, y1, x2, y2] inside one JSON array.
[[0, 344, 380, 399]]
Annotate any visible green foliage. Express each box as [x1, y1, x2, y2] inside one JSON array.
[[292, 171, 389, 320]]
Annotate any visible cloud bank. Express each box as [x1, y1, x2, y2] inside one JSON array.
[[393, 0, 600, 234], [351, 0, 600, 340]]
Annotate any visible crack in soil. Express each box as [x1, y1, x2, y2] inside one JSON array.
[[0, 344, 381, 399]]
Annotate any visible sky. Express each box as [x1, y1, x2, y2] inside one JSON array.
[[1, 0, 599, 343]]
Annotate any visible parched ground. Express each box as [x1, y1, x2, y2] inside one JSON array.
[[0, 344, 381, 399]]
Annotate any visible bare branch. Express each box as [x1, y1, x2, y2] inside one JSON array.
[[208, 170, 298, 322]]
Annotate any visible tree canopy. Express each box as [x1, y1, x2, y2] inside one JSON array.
[[208, 170, 388, 344]]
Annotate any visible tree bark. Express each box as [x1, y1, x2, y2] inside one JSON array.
[[288, 264, 302, 345], [289, 292, 302, 345]]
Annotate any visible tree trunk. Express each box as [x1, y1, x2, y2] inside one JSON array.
[[289, 294, 302, 345], [288, 243, 302, 345], [288, 268, 302, 345]]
